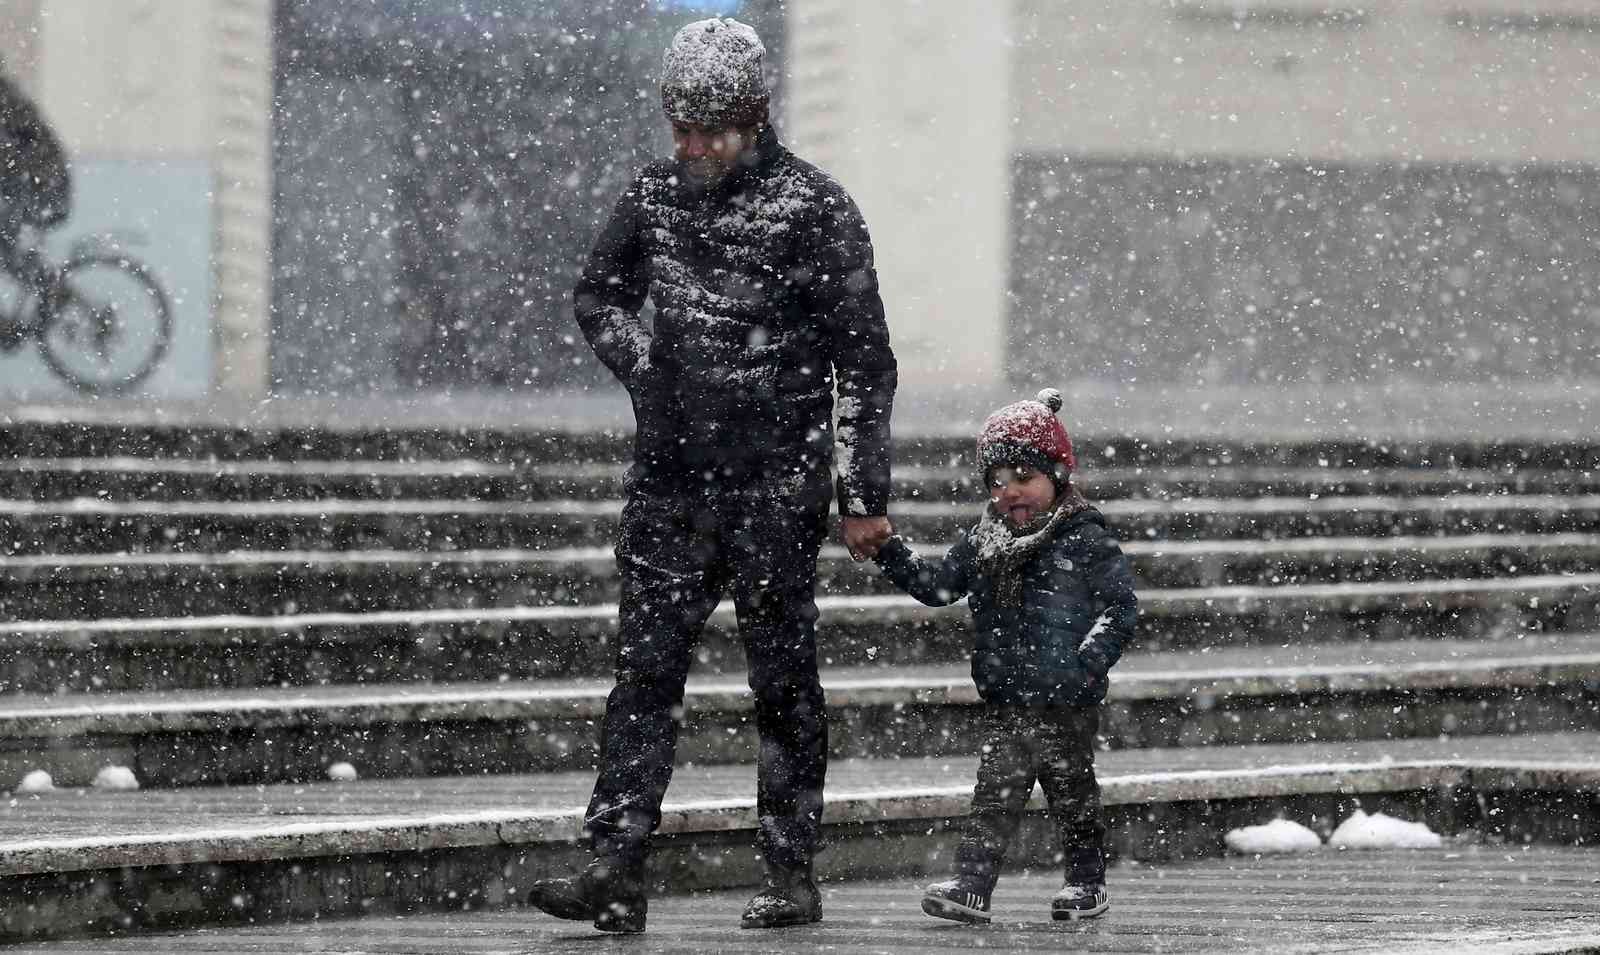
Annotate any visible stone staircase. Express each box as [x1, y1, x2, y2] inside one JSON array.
[[0, 422, 1597, 941]]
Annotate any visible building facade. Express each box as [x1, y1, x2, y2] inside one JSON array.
[[2, 1, 1594, 433]]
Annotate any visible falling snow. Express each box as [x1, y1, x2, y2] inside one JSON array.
[[1, 2, 1597, 948]]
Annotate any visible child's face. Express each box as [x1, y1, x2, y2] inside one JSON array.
[[987, 464, 1058, 529]]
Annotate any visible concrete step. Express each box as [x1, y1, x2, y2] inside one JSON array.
[[8, 493, 1600, 556], [9, 848, 1596, 954], [12, 456, 1600, 504], [3, 634, 1596, 788], [0, 420, 635, 469], [4, 533, 1598, 621], [5, 419, 1597, 472], [0, 731, 1595, 941], [4, 573, 1597, 693]]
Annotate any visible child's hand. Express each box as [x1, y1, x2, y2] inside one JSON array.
[[842, 515, 893, 561]]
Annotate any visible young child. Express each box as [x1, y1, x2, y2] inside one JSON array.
[[872, 388, 1137, 923]]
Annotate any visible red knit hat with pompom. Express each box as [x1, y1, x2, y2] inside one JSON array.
[[977, 388, 1075, 486]]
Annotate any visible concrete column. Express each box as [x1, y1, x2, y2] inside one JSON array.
[[208, 0, 274, 401], [786, 0, 1012, 395]]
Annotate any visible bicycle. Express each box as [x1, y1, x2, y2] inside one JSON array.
[[0, 224, 173, 394]]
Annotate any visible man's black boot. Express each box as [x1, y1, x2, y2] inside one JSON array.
[[526, 857, 647, 934], [740, 860, 822, 929]]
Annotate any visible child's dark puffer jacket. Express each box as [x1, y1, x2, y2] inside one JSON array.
[[874, 507, 1138, 707]]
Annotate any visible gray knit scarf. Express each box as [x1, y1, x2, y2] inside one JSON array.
[[972, 487, 1089, 608]]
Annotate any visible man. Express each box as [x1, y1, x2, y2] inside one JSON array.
[[526, 17, 896, 934]]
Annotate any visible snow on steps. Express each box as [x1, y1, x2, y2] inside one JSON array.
[[11, 455, 1600, 503], [3, 415, 1594, 473], [2, 573, 1596, 693], [0, 732, 1596, 941], [5, 533, 1600, 620], [0, 634, 1594, 788], [8, 493, 1600, 556]]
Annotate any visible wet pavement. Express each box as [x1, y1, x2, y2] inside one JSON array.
[[8, 845, 1600, 954]]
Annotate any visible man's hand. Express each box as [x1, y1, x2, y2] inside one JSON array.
[[841, 515, 893, 562]]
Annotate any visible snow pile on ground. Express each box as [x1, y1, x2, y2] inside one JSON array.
[[326, 762, 359, 782], [1224, 818, 1323, 854], [16, 770, 54, 794], [92, 766, 140, 791], [1329, 809, 1442, 849]]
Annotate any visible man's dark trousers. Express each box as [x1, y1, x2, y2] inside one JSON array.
[[586, 472, 832, 870]]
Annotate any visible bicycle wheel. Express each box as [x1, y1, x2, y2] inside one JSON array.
[[35, 253, 173, 395]]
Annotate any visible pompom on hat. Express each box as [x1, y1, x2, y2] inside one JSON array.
[[977, 388, 1076, 487], [660, 18, 769, 129]]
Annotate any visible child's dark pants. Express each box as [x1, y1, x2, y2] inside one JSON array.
[[956, 704, 1106, 888], [585, 476, 832, 871]]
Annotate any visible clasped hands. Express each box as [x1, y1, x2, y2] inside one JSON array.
[[840, 515, 893, 562]]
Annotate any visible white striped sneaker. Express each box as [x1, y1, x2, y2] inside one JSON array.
[[921, 878, 992, 924], [1051, 882, 1108, 920]]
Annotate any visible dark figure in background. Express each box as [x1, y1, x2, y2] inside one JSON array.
[[525, 17, 897, 934], [0, 67, 70, 348], [0, 68, 69, 247]]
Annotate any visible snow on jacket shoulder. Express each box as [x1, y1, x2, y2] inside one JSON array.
[[573, 126, 896, 515], [874, 507, 1138, 707]]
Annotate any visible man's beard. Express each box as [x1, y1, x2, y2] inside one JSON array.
[[682, 158, 729, 189]]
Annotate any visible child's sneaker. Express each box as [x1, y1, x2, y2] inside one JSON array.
[[920, 877, 992, 924], [1051, 882, 1108, 920]]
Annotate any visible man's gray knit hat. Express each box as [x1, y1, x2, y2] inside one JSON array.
[[660, 17, 769, 128]]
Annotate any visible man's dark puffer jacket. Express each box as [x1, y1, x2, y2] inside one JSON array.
[[875, 507, 1138, 707], [574, 125, 897, 515]]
